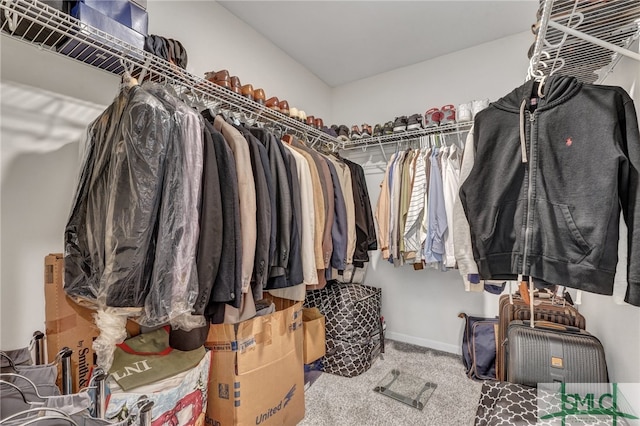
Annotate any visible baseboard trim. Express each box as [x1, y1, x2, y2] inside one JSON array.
[[385, 331, 460, 355]]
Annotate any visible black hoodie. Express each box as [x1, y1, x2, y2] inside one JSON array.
[[460, 75, 640, 306]]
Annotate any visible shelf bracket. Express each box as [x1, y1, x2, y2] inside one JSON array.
[[376, 138, 387, 163]]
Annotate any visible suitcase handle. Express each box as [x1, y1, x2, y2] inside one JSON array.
[[526, 320, 581, 333]]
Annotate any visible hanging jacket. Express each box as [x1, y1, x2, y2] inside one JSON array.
[[343, 158, 378, 267], [375, 153, 395, 260], [249, 128, 292, 281], [424, 148, 447, 265], [281, 145, 305, 288], [213, 116, 257, 295], [268, 144, 318, 301], [65, 90, 132, 303], [288, 143, 326, 280], [140, 84, 203, 327], [459, 75, 640, 306], [235, 125, 272, 300], [324, 157, 348, 272], [192, 122, 223, 315], [403, 151, 427, 258], [202, 119, 242, 309], [442, 145, 461, 268], [283, 145, 318, 284], [65, 86, 172, 310]]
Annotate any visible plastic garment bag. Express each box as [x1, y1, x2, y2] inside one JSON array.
[[137, 82, 203, 330], [64, 83, 204, 368], [65, 85, 172, 309]]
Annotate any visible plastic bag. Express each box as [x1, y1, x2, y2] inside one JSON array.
[[64, 83, 204, 368]]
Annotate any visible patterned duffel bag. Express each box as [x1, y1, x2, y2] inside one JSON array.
[[305, 281, 382, 377]]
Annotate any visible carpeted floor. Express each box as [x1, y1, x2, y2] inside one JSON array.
[[299, 340, 483, 426]]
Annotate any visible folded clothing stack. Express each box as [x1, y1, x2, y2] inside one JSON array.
[[145, 34, 188, 70]]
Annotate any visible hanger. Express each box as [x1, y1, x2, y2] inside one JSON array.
[[526, 50, 550, 82], [119, 56, 139, 89], [193, 91, 209, 112], [0, 407, 79, 426]]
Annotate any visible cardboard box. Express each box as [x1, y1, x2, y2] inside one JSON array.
[[44, 254, 140, 393], [205, 302, 305, 426], [44, 253, 99, 393], [302, 308, 326, 364]]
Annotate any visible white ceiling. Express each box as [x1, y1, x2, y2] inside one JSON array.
[[218, 1, 539, 87]]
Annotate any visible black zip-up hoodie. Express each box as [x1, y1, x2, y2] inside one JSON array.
[[460, 75, 640, 306]]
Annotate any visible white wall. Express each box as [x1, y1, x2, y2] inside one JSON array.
[[0, 81, 105, 350], [332, 31, 534, 127], [0, 0, 332, 350], [578, 41, 640, 384], [148, 1, 332, 121], [337, 32, 535, 354]]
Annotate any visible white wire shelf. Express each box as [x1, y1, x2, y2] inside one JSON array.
[[0, 0, 341, 149], [340, 121, 473, 151], [530, 0, 640, 84]]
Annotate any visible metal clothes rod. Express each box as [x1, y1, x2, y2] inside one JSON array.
[[340, 122, 473, 152], [548, 19, 640, 63]]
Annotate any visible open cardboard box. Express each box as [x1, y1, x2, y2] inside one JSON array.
[[44, 254, 139, 392], [302, 307, 326, 364], [205, 300, 305, 426]]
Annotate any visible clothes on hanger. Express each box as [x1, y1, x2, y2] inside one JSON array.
[[64, 82, 202, 330], [65, 88, 374, 331], [375, 142, 462, 272], [455, 75, 640, 306]]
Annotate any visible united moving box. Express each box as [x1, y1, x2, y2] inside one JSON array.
[[205, 302, 305, 426], [44, 254, 140, 393]]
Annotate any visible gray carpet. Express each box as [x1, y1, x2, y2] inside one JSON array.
[[299, 340, 483, 426]]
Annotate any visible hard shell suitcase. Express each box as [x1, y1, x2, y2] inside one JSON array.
[[506, 320, 608, 387], [497, 293, 585, 381]]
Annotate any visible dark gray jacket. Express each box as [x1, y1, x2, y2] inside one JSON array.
[[193, 123, 223, 315], [203, 119, 242, 311], [343, 158, 377, 267], [460, 75, 640, 306], [250, 128, 292, 280], [324, 157, 348, 271]]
